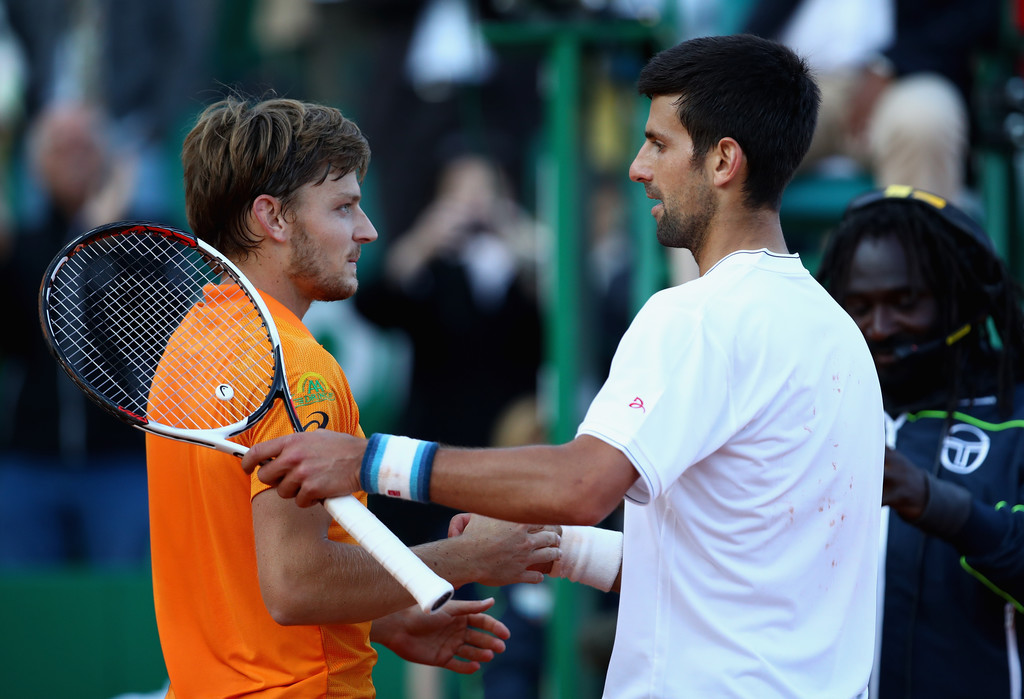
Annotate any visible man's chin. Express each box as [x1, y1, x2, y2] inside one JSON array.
[[877, 361, 943, 409], [316, 282, 357, 303]]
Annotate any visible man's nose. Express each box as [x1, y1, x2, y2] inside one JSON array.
[[863, 305, 897, 342], [629, 151, 651, 184], [356, 212, 378, 243]]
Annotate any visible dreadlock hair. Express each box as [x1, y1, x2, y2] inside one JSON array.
[[817, 190, 1024, 417]]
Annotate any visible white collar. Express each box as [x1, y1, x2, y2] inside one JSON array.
[[704, 248, 800, 276]]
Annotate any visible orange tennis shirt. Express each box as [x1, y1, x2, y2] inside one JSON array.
[[146, 290, 376, 698]]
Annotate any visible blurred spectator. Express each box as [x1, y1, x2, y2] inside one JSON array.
[[744, 0, 1000, 204], [302, 0, 541, 244], [354, 144, 545, 698], [5, 0, 212, 225], [0, 101, 149, 568], [586, 174, 634, 377], [0, 2, 26, 257], [355, 144, 544, 540]]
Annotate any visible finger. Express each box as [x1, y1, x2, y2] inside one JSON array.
[[528, 561, 554, 575], [295, 484, 319, 509], [530, 530, 561, 549], [253, 460, 283, 486], [241, 438, 285, 473], [461, 626, 509, 652], [528, 546, 562, 565], [441, 597, 496, 617], [502, 570, 544, 584], [442, 658, 483, 675], [465, 612, 511, 640], [528, 524, 560, 534], [455, 643, 501, 663], [274, 474, 301, 500]]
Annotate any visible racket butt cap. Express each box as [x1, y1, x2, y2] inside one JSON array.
[[430, 589, 455, 613]]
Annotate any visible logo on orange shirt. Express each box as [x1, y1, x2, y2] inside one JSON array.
[[294, 372, 336, 406]]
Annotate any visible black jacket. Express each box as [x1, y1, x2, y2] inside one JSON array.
[[881, 384, 1024, 697]]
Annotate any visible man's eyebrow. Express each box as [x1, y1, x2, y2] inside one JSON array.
[[335, 188, 361, 202]]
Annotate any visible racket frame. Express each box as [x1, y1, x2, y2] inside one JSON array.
[[39, 221, 301, 456], [39, 221, 454, 613]]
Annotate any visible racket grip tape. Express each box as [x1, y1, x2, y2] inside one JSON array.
[[361, 433, 438, 502], [322, 494, 454, 614]]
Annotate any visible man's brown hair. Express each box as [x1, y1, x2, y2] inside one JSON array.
[[182, 96, 370, 259]]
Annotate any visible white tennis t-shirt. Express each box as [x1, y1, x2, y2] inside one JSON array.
[[579, 249, 883, 698]]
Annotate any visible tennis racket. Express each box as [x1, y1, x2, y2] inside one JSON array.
[[39, 220, 454, 614]]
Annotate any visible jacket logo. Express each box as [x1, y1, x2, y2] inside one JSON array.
[[294, 372, 336, 407], [940, 423, 990, 474]]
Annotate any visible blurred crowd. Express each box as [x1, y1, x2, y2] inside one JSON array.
[[0, 0, 651, 571], [0, 2, 644, 697], [0, 0, 1015, 697]]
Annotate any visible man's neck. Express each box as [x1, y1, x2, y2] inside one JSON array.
[[233, 255, 310, 320], [695, 208, 789, 275]]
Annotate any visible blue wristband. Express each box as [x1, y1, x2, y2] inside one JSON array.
[[360, 433, 439, 502]]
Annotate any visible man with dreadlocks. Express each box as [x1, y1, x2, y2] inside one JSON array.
[[817, 185, 1024, 698]]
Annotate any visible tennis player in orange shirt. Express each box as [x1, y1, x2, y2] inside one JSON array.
[[145, 95, 560, 698]]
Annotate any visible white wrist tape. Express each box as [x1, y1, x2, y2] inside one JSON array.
[[360, 433, 438, 502], [550, 526, 623, 592]]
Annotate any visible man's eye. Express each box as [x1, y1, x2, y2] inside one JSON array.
[[844, 299, 869, 316], [893, 293, 919, 310]]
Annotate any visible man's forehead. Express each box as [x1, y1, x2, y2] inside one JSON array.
[[847, 236, 915, 293], [645, 94, 689, 143]]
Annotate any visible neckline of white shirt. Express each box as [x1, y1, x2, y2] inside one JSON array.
[[703, 248, 800, 276]]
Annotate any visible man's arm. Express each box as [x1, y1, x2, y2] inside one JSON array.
[[243, 432, 639, 526], [252, 491, 561, 625], [884, 447, 1024, 605]]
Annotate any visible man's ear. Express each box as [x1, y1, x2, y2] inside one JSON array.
[[251, 194, 289, 243], [709, 137, 744, 188]]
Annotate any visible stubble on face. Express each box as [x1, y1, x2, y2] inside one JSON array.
[[653, 168, 716, 261], [288, 222, 358, 302]]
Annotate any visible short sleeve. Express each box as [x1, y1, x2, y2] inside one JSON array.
[[577, 297, 738, 503]]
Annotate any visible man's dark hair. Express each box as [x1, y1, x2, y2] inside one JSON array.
[[817, 192, 1024, 415], [636, 34, 820, 211]]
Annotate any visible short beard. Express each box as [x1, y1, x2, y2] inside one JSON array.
[[656, 182, 715, 262], [288, 224, 357, 302], [873, 339, 948, 411]]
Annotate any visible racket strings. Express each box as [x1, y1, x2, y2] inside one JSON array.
[[150, 283, 276, 430], [45, 229, 277, 431]]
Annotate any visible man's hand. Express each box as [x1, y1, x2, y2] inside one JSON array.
[[446, 513, 561, 584], [370, 597, 511, 674], [240, 431, 365, 507], [881, 447, 928, 521]]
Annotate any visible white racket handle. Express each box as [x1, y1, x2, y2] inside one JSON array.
[[322, 495, 454, 614]]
